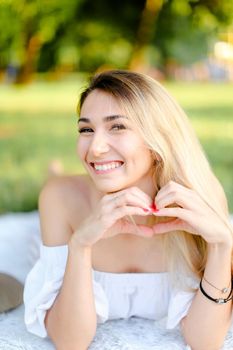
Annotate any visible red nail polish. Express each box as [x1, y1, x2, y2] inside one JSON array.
[[150, 203, 158, 212], [142, 208, 150, 212]]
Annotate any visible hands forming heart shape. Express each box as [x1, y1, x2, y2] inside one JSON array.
[[73, 181, 233, 249]]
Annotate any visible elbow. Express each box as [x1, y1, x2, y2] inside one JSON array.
[[51, 329, 96, 350], [49, 323, 97, 350], [181, 320, 225, 350], [183, 330, 225, 350], [54, 341, 92, 350], [184, 337, 224, 350], [45, 310, 97, 349], [54, 343, 90, 350]]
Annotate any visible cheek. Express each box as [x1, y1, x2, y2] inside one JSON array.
[[129, 140, 152, 162], [76, 139, 87, 160], [135, 144, 153, 169]]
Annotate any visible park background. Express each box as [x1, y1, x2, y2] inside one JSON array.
[[0, 0, 233, 214]]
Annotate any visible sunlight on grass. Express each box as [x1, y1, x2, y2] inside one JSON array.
[[193, 119, 233, 139], [0, 79, 84, 113]]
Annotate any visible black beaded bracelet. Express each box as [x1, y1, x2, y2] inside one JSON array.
[[199, 278, 233, 304]]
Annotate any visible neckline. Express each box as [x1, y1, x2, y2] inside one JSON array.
[[93, 269, 168, 276]]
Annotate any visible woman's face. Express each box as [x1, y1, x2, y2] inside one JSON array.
[[77, 89, 154, 194]]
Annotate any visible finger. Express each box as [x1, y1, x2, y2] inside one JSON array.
[[152, 218, 185, 234], [110, 191, 153, 211], [152, 207, 199, 234], [155, 181, 188, 203], [128, 187, 154, 207], [155, 184, 197, 211], [155, 191, 192, 211], [152, 207, 190, 221], [152, 217, 198, 235], [98, 199, 152, 233], [119, 219, 154, 238], [113, 205, 151, 221]]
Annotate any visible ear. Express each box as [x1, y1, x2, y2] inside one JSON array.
[[150, 150, 162, 165]]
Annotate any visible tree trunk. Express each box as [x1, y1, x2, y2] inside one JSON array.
[[15, 35, 41, 84], [128, 0, 163, 71]]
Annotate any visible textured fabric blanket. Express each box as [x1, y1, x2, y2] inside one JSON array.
[[0, 305, 186, 349], [0, 212, 233, 350], [1, 304, 233, 350]]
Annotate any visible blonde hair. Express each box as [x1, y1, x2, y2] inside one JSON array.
[[78, 70, 233, 290]]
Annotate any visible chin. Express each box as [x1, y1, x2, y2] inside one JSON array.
[[96, 184, 123, 194], [91, 179, 125, 194], [96, 181, 138, 195]]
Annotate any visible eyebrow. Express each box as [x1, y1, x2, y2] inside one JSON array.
[[78, 115, 128, 123]]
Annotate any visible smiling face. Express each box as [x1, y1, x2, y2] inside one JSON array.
[[77, 89, 155, 194]]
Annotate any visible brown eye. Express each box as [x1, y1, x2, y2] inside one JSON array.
[[78, 127, 93, 133], [111, 124, 126, 131]]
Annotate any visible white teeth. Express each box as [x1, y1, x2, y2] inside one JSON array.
[[93, 162, 122, 171]]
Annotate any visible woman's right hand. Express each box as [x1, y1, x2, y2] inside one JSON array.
[[71, 186, 155, 248]]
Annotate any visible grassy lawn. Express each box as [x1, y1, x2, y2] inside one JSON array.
[[0, 77, 232, 213]]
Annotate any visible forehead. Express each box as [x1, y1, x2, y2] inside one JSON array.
[[80, 90, 123, 118]]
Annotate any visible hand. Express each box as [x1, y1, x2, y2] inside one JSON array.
[[71, 186, 155, 248], [152, 181, 233, 246]]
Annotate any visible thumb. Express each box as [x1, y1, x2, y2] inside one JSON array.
[[118, 219, 154, 237], [152, 218, 181, 234]]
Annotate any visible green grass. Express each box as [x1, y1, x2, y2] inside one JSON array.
[[0, 78, 232, 213]]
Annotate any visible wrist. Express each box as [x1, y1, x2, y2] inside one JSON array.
[[69, 233, 93, 253], [207, 240, 232, 261], [68, 236, 93, 271], [209, 229, 233, 251], [208, 239, 232, 251]]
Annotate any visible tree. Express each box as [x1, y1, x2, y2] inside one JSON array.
[[153, 0, 233, 70], [0, 0, 233, 80], [0, 0, 84, 82]]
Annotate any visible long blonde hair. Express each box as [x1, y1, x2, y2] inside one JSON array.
[[78, 70, 232, 289]]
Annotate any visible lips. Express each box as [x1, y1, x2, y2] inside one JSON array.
[[90, 161, 124, 172]]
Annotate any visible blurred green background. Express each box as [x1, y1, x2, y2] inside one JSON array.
[[0, 0, 233, 213]]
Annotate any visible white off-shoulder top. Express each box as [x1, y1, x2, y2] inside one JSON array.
[[24, 245, 199, 338]]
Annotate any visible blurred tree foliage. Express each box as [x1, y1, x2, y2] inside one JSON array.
[[0, 0, 233, 81]]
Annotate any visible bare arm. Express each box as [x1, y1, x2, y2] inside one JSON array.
[[182, 241, 233, 350], [153, 180, 233, 350], [39, 179, 153, 350], [39, 178, 97, 350], [45, 243, 96, 350]]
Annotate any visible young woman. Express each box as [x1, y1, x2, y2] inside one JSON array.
[[24, 70, 233, 350]]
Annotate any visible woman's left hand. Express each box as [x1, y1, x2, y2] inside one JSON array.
[[152, 181, 233, 246]]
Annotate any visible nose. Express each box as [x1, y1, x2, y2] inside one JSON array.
[[89, 131, 110, 156]]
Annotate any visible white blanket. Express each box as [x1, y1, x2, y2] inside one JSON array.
[[0, 212, 233, 350], [0, 305, 187, 349]]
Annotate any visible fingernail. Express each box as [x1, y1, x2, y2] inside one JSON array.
[[150, 203, 158, 212], [152, 210, 159, 214], [142, 208, 150, 212]]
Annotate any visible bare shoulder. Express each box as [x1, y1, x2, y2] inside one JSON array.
[[39, 174, 93, 246]]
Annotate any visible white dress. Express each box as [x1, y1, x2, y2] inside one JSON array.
[[24, 245, 199, 338]]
